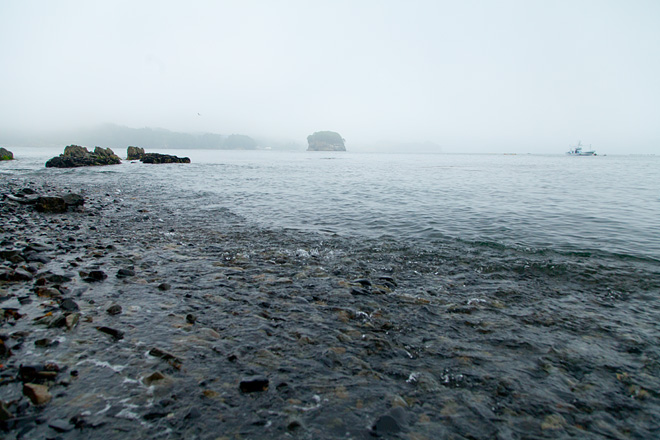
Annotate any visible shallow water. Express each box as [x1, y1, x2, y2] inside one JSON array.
[[4, 149, 660, 261]]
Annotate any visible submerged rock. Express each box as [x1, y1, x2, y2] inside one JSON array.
[[45, 145, 121, 168], [96, 326, 124, 340]]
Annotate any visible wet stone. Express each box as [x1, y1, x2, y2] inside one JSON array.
[[23, 383, 52, 405], [239, 376, 269, 393], [48, 418, 75, 432], [158, 283, 171, 291], [46, 273, 74, 283], [0, 401, 12, 421], [184, 408, 201, 420], [116, 268, 135, 278], [35, 287, 62, 298], [143, 371, 167, 386], [106, 304, 122, 315], [60, 298, 79, 312], [34, 338, 58, 348], [84, 270, 107, 282], [19, 364, 60, 383], [65, 313, 80, 330], [149, 347, 182, 369], [95, 326, 124, 340], [34, 196, 67, 213]]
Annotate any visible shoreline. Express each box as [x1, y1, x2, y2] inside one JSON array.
[[1, 173, 659, 439]]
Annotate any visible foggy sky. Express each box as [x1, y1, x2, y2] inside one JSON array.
[[1, 0, 659, 154]]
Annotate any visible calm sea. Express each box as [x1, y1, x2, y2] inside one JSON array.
[[3, 148, 659, 261]]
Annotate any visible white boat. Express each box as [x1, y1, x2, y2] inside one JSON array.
[[567, 141, 596, 156]]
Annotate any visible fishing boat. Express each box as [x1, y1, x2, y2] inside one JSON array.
[[567, 141, 596, 156]]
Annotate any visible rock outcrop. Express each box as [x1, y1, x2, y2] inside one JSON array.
[[0, 147, 14, 160], [126, 147, 190, 164], [45, 145, 121, 168], [307, 131, 346, 151], [140, 153, 191, 164], [127, 146, 145, 160]]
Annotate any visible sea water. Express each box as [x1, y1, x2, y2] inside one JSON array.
[[3, 149, 659, 261]]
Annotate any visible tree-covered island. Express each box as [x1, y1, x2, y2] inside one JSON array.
[[306, 131, 346, 151]]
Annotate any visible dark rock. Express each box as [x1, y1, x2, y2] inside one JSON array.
[[45, 145, 121, 168], [34, 197, 67, 213], [84, 270, 107, 282], [0, 338, 11, 358], [106, 304, 122, 315], [126, 146, 145, 160], [0, 147, 14, 160], [116, 268, 135, 278], [24, 243, 52, 253], [47, 314, 68, 328], [62, 193, 84, 207], [0, 249, 22, 262], [35, 338, 58, 348], [19, 364, 60, 383], [239, 376, 269, 393], [143, 411, 169, 420], [60, 298, 79, 312], [0, 268, 33, 281], [184, 408, 201, 419], [25, 252, 51, 264], [0, 400, 13, 421], [372, 408, 409, 435], [352, 278, 372, 287], [185, 313, 196, 324], [95, 326, 124, 340], [47, 273, 74, 283], [350, 287, 371, 296], [140, 153, 191, 164], [158, 283, 171, 291]]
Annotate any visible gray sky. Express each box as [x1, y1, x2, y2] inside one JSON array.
[[1, 0, 659, 153]]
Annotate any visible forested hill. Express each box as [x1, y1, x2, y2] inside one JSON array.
[[76, 124, 256, 150]]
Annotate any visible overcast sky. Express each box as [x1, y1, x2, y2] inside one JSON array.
[[1, 0, 659, 153]]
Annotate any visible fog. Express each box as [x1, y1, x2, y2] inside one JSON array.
[[1, 0, 659, 154]]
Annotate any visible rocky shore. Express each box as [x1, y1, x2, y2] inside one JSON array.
[[1, 172, 658, 439]]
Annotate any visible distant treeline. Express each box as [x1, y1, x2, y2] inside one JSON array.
[[0, 124, 305, 151], [79, 124, 257, 150]]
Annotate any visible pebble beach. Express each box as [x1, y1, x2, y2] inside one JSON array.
[[1, 167, 659, 439]]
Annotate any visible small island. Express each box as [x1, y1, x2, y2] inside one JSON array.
[[307, 131, 346, 151]]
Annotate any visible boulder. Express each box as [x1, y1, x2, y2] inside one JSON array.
[[34, 194, 84, 213], [307, 131, 346, 151], [127, 146, 145, 160], [0, 147, 13, 160], [23, 383, 52, 405], [45, 145, 121, 168], [140, 153, 191, 164]]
